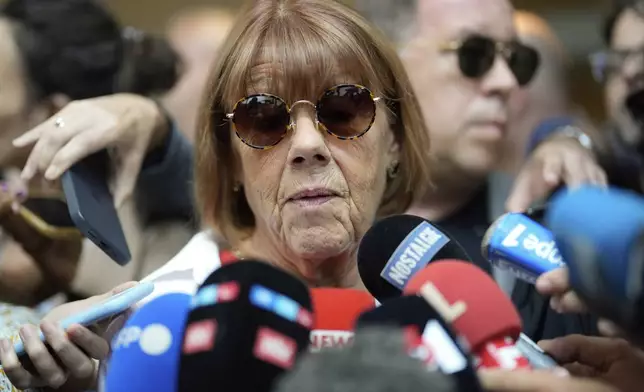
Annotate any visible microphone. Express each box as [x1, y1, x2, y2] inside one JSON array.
[[309, 288, 375, 351], [276, 327, 459, 392], [178, 260, 313, 392], [102, 293, 191, 392], [482, 212, 565, 284], [546, 185, 644, 337], [404, 260, 531, 370], [358, 214, 471, 302], [355, 296, 482, 392]]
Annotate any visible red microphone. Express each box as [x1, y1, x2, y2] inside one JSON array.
[[404, 260, 531, 370], [309, 288, 375, 351]]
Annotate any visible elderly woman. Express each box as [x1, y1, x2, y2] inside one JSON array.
[[0, 0, 432, 390]]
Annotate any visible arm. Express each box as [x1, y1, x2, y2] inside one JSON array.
[[135, 124, 196, 223]]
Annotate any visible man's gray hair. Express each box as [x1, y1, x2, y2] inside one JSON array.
[[353, 0, 419, 45], [275, 327, 455, 392]]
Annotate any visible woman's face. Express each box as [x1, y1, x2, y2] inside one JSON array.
[[233, 86, 399, 261]]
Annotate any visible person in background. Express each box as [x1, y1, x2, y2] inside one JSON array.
[[589, 0, 644, 192], [162, 6, 235, 141], [0, 0, 434, 390], [354, 0, 605, 342], [0, 0, 180, 308], [490, 11, 573, 294]]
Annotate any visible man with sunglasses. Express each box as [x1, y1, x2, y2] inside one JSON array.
[[355, 0, 606, 343]]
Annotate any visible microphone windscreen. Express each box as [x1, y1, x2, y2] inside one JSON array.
[[403, 260, 521, 351], [103, 293, 191, 392], [355, 297, 481, 392], [276, 327, 460, 392], [310, 288, 375, 351], [358, 214, 472, 302], [547, 186, 644, 328], [178, 260, 313, 392]]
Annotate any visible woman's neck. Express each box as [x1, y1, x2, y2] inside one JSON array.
[[236, 230, 365, 291]]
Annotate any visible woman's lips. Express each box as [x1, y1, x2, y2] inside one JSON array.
[[287, 188, 339, 207]]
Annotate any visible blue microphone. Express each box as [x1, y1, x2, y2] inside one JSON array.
[[546, 185, 644, 335], [102, 293, 191, 392], [482, 213, 565, 284]]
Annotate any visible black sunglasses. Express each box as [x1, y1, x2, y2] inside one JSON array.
[[226, 84, 381, 150], [439, 35, 540, 87]]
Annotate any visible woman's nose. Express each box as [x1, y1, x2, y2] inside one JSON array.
[[287, 109, 330, 167]]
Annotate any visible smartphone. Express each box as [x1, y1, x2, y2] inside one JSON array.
[[13, 281, 155, 357], [61, 150, 131, 264]]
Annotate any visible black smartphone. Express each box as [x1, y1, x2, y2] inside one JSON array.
[[61, 150, 131, 264]]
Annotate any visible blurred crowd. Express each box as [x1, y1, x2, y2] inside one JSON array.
[[0, 0, 642, 391]]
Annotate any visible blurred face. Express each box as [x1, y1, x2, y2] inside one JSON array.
[[403, 0, 520, 177], [604, 9, 644, 145], [0, 19, 33, 167], [231, 76, 399, 261]]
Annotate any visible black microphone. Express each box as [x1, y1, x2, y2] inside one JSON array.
[[355, 296, 483, 392], [358, 214, 472, 302], [178, 260, 313, 392], [276, 327, 458, 392]]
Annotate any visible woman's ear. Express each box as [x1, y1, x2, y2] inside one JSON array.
[[386, 133, 401, 171]]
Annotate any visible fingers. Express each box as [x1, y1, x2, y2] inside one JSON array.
[[505, 167, 538, 213], [40, 321, 95, 380], [66, 324, 110, 360], [550, 291, 589, 314], [19, 324, 66, 388], [598, 319, 624, 338], [538, 335, 630, 370], [112, 149, 145, 207], [110, 281, 139, 296], [43, 130, 106, 180], [478, 369, 618, 392], [0, 339, 36, 390], [541, 154, 564, 186], [536, 268, 569, 296]]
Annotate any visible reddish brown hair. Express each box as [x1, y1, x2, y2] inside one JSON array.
[[195, 0, 432, 246]]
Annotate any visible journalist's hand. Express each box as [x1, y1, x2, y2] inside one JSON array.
[[0, 281, 137, 390], [479, 369, 618, 392], [539, 335, 644, 392], [505, 136, 606, 213], [14, 94, 168, 207]]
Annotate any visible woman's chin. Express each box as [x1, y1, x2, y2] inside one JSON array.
[[285, 226, 353, 260]]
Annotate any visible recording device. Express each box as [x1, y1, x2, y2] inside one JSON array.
[[404, 260, 531, 370], [178, 260, 313, 392], [546, 185, 644, 339], [62, 150, 131, 264], [309, 288, 375, 351], [276, 327, 458, 392], [102, 293, 191, 392], [14, 282, 154, 358], [356, 296, 482, 392], [358, 214, 471, 302], [516, 333, 559, 370], [482, 213, 565, 284]]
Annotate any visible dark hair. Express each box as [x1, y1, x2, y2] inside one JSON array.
[[2, 0, 179, 100]]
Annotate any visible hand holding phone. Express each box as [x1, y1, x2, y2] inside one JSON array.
[[0, 282, 151, 390]]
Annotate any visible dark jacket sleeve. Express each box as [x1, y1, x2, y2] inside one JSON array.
[[135, 126, 196, 223]]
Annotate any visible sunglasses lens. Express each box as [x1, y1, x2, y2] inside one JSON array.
[[318, 85, 376, 139], [509, 44, 540, 86], [458, 37, 496, 79], [233, 95, 290, 148]]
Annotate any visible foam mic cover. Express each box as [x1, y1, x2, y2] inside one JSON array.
[[358, 214, 471, 302], [102, 293, 191, 392], [547, 185, 644, 335], [356, 296, 482, 392], [482, 213, 564, 283], [309, 288, 375, 351], [178, 260, 313, 392], [404, 261, 530, 370]]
